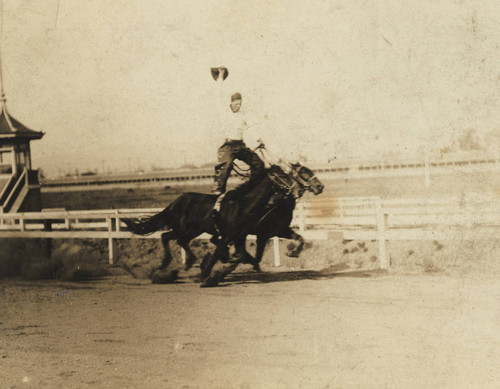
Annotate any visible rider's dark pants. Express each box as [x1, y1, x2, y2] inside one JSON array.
[[213, 139, 265, 193]]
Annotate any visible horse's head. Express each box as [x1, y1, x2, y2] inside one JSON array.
[[290, 163, 324, 195]]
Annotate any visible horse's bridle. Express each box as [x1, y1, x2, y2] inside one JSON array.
[[268, 169, 298, 197], [270, 166, 320, 199], [257, 146, 317, 197], [290, 165, 318, 191]]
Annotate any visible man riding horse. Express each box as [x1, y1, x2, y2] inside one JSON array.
[[211, 67, 265, 196], [124, 161, 324, 286], [123, 66, 324, 287]]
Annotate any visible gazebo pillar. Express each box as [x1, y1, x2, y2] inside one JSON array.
[[10, 146, 16, 175]]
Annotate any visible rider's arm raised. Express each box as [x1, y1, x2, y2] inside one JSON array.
[[217, 68, 227, 120]]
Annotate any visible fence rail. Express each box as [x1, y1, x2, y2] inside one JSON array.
[[1, 195, 500, 269]]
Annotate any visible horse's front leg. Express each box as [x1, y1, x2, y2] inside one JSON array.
[[280, 228, 305, 258], [241, 244, 260, 270], [200, 237, 229, 284]]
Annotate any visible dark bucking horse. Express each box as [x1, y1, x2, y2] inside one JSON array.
[[123, 163, 324, 287]]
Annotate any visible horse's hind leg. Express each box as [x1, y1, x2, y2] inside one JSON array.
[[160, 231, 176, 269], [177, 237, 198, 271], [210, 235, 230, 263]]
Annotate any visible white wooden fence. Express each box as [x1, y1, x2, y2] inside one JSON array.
[[292, 195, 500, 268], [0, 208, 163, 264], [1, 195, 500, 269], [0, 207, 322, 267]]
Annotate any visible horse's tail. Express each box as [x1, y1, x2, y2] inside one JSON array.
[[123, 207, 171, 235]]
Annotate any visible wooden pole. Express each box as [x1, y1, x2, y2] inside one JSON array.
[[44, 218, 53, 258], [273, 237, 281, 267], [375, 200, 388, 269], [0, 0, 4, 99], [107, 217, 115, 265], [10, 147, 16, 175]]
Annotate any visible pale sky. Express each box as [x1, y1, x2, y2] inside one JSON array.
[[2, 0, 500, 176]]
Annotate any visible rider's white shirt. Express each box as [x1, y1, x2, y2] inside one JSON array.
[[220, 105, 247, 141]]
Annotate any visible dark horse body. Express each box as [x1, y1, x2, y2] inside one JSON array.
[[124, 164, 323, 286]]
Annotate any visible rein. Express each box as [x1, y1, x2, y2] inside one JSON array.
[[254, 200, 284, 227]]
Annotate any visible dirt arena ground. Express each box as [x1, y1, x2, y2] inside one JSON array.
[[2, 265, 500, 388], [6, 170, 490, 387]]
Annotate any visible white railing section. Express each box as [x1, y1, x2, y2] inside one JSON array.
[[2, 195, 500, 269]]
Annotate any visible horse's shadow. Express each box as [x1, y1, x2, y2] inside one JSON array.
[[222, 266, 387, 285]]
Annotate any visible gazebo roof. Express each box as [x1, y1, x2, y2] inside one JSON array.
[[0, 97, 44, 140]]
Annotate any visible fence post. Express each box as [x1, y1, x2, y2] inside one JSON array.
[[180, 248, 186, 265], [107, 217, 115, 265], [43, 218, 53, 258], [298, 201, 305, 232], [375, 200, 388, 269], [273, 237, 281, 267]]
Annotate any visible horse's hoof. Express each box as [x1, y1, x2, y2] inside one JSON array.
[[253, 264, 262, 272], [201, 270, 224, 287], [152, 269, 179, 284], [200, 276, 219, 288]]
